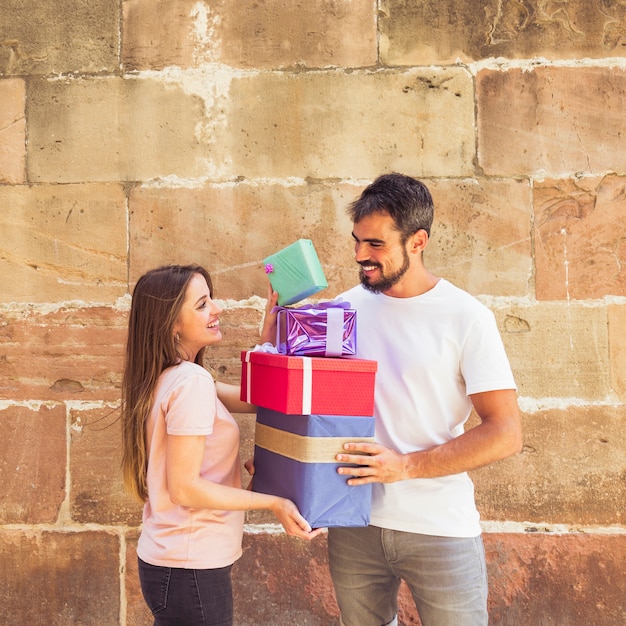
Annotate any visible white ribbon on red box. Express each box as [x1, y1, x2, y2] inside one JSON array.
[[245, 347, 313, 415], [300, 357, 312, 414]]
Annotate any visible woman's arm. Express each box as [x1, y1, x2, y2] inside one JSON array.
[[215, 381, 255, 414], [166, 433, 323, 539]]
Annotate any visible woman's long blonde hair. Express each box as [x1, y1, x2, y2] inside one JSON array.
[[121, 264, 213, 502]]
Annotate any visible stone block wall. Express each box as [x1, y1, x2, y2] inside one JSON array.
[[1, 1, 625, 624]]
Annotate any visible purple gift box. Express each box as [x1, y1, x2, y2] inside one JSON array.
[[276, 301, 356, 357]]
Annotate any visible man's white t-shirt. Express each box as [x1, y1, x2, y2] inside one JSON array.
[[340, 279, 516, 538]]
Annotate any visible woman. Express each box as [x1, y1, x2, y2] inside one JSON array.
[[121, 264, 321, 626]]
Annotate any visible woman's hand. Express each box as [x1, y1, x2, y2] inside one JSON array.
[[259, 284, 279, 345], [271, 497, 325, 540]]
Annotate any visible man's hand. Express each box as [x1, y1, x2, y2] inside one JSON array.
[[336, 442, 408, 485]]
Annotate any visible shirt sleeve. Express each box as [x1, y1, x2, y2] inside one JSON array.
[[461, 307, 517, 395], [164, 369, 217, 436]]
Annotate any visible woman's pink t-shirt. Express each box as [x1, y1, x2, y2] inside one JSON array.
[[137, 360, 244, 569]]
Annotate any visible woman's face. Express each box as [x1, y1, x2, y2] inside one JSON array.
[[173, 273, 222, 360]]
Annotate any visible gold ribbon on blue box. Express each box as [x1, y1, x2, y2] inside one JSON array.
[[255, 423, 374, 463], [253, 407, 375, 528]]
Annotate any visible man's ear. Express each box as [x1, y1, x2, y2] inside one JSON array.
[[409, 229, 429, 255]]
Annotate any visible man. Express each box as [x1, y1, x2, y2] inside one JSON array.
[[328, 173, 523, 626]]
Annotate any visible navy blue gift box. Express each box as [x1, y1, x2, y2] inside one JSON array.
[[252, 407, 375, 529]]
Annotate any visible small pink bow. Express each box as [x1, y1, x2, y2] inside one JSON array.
[[264, 263, 274, 274]]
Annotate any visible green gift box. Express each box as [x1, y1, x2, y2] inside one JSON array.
[[263, 239, 328, 306]]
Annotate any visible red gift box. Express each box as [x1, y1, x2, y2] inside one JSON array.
[[240, 351, 377, 416]]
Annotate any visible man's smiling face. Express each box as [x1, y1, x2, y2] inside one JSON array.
[[352, 212, 411, 294]]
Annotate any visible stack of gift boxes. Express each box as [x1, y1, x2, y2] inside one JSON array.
[[240, 240, 378, 529]]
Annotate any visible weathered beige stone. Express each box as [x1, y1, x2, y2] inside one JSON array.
[[380, 0, 626, 65], [129, 177, 529, 305], [233, 533, 340, 624], [234, 412, 256, 471], [123, 0, 376, 70], [0, 529, 121, 624], [472, 405, 626, 525], [0, 0, 119, 76], [27, 77, 206, 183], [28, 69, 474, 182], [0, 184, 128, 302], [220, 68, 475, 179], [0, 78, 25, 184], [70, 407, 142, 525], [534, 175, 626, 300], [0, 307, 127, 402], [493, 302, 611, 400], [122, 0, 198, 71], [0, 404, 66, 524], [477, 66, 626, 177], [487, 533, 626, 625], [129, 182, 359, 301], [206, 306, 272, 378], [609, 304, 626, 401], [427, 178, 533, 297]]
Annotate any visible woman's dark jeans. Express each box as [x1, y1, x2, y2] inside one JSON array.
[[138, 558, 233, 626]]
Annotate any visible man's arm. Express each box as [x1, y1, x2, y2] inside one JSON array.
[[337, 388, 523, 485]]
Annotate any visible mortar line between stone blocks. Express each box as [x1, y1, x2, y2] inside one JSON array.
[[243, 523, 626, 536], [467, 56, 626, 75], [480, 521, 626, 535]]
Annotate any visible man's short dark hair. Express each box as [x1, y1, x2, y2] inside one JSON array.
[[348, 173, 434, 240]]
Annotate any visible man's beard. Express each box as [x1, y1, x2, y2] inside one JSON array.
[[359, 248, 410, 293]]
